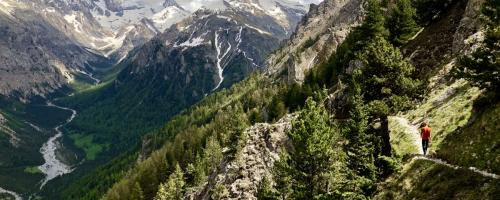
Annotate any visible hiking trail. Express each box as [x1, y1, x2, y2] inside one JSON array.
[[393, 116, 498, 179]]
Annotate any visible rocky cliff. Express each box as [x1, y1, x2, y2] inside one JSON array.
[[0, 0, 111, 101], [266, 0, 364, 82], [186, 115, 294, 200]]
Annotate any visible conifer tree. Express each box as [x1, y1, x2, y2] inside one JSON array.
[[257, 176, 280, 200], [387, 0, 420, 45], [203, 135, 223, 173], [341, 73, 377, 194], [130, 182, 144, 200], [154, 163, 185, 200], [185, 154, 207, 186], [355, 38, 419, 163], [269, 97, 287, 121], [274, 98, 345, 199], [359, 0, 389, 41]]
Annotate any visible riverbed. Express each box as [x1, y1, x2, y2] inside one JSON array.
[[0, 186, 21, 200], [37, 102, 77, 189]]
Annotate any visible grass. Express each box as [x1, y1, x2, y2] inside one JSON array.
[[23, 166, 42, 174], [69, 134, 106, 161], [388, 117, 419, 157], [438, 101, 500, 174], [405, 79, 481, 152], [383, 64, 498, 198], [374, 159, 500, 200]]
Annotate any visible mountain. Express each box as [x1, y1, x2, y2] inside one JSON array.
[[0, 0, 316, 198], [0, 0, 110, 101], [0, 0, 317, 199], [5, 0, 496, 199], [0, 0, 316, 101], [93, 0, 500, 199], [266, 0, 364, 82], [60, 0, 312, 172]]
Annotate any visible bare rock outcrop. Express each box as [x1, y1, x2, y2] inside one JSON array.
[[187, 115, 295, 200], [452, 0, 485, 54], [266, 0, 365, 83]]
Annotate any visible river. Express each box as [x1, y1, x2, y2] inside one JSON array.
[[37, 102, 77, 189], [0, 187, 21, 200]]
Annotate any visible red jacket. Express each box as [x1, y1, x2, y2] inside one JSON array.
[[421, 126, 431, 140]]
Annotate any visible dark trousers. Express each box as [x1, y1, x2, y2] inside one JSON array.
[[422, 139, 429, 155]]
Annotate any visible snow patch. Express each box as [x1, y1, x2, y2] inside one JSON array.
[[307, 54, 317, 69], [244, 24, 271, 35], [267, 4, 289, 28], [64, 13, 84, 33], [151, 6, 189, 31], [0, 0, 16, 16], [74, 68, 100, 84], [213, 30, 232, 91], [96, 26, 135, 57], [44, 7, 56, 13], [181, 0, 226, 12], [174, 37, 206, 47], [216, 15, 233, 22]]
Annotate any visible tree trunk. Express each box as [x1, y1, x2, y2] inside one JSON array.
[[377, 115, 393, 178], [380, 115, 391, 157]]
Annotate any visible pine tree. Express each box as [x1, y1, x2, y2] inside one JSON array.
[[154, 163, 185, 200], [454, 0, 500, 94], [130, 182, 144, 200], [387, 0, 420, 45], [203, 135, 223, 173], [268, 97, 287, 122], [355, 38, 420, 175], [210, 183, 229, 199], [359, 0, 389, 41], [257, 176, 278, 200], [274, 98, 345, 199], [341, 73, 377, 195], [185, 154, 206, 186]]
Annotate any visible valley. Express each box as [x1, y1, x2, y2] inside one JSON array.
[[0, 0, 317, 199], [1, 0, 498, 199], [0, 101, 78, 198], [38, 102, 77, 189]]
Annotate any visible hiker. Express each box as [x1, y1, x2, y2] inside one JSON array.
[[420, 122, 431, 155]]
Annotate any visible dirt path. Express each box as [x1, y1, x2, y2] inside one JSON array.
[[393, 116, 499, 179]]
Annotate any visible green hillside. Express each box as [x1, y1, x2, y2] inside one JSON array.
[[10, 0, 496, 199]]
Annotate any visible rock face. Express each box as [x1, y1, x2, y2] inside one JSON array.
[[0, 0, 111, 100], [78, 3, 311, 142], [325, 82, 350, 118], [187, 115, 294, 200], [0, 0, 316, 101], [0, 113, 19, 147], [452, 0, 485, 54], [266, 0, 365, 82]]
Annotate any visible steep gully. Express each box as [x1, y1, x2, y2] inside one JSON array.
[[213, 29, 232, 91], [393, 117, 499, 179]]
